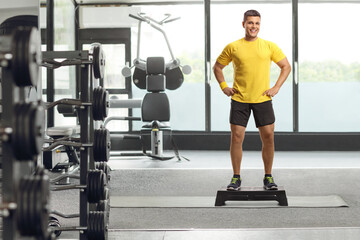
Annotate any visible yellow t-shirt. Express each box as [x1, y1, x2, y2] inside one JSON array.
[[216, 37, 286, 103]]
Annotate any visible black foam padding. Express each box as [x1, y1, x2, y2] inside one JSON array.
[[165, 67, 184, 90], [132, 67, 147, 89], [141, 93, 170, 122], [146, 57, 165, 75], [146, 75, 165, 92]]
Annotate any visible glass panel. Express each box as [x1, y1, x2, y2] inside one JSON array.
[[130, 5, 205, 131], [54, 0, 75, 51], [83, 44, 126, 89], [106, 94, 130, 132], [299, 3, 360, 132], [211, 3, 292, 132]]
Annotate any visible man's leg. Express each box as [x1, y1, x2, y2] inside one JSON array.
[[230, 124, 246, 175], [258, 123, 275, 174]]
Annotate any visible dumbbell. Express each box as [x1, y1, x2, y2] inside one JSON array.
[[51, 169, 107, 203]]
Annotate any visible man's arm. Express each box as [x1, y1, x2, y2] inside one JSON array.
[[263, 57, 291, 97], [213, 61, 237, 97]]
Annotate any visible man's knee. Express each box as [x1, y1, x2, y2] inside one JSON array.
[[231, 125, 246, 143], [259, 124, 274, 143]]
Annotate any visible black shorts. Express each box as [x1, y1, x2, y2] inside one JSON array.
[[230, 100, 275, 128]]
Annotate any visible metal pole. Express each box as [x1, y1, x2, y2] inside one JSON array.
[[204, 0, 211, 132], [292, 0, 299, 132], [46, 0, 55, 128]]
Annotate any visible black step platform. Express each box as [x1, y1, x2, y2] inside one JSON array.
[[215, 186, 288, 206]]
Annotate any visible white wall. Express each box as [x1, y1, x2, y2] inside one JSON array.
[[0, 0, 39, 24], [80, 6, 141, 28]]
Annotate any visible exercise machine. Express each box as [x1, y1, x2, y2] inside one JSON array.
[[121, 13, 191, 161]]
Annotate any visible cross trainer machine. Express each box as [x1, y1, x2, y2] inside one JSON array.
[[121, 13, 191, 161]]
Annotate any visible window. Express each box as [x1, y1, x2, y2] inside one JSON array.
[[129, 5, 205, 131], [298, 3, 360, 132]]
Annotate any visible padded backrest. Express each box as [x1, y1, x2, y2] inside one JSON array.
[[146, 75, 165, 92], [146, 57, 165, 75], [141, 93, 170, 122]]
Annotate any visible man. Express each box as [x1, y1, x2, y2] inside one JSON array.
[[213, 9, 291, 191]]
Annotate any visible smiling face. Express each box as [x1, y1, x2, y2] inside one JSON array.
[[242, 16, 261, 41]]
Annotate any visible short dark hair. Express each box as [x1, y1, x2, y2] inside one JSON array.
[[243, 10, 261, 22]]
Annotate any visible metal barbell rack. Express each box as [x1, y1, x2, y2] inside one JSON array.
[[41, 43, 109, 240]]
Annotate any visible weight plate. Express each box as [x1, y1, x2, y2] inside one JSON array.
[[92, 44, 105, 79], [92, 87, 100, 121], [12, 27, 40, 87], [88, 211, 107, 240], [93, 128, 110, 162], [17, 176, 33, 235], [13, 103, 44, 160], [38, 175, 50, 239], [31, 104, 44, 155], [88, 170, 99, 203], [104, 129, 110, 162], [93, 87, 109, 121]]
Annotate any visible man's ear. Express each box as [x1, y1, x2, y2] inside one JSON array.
[[242, 21, 245, 28]]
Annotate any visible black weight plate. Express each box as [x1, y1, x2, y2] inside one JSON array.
[[32, 176, 41, 234], [92, 44, 105, 79], [12, 28, 26, 85], [13, 103, 30, 160], [99, 171, 106, 201], [93, 87, 106, 121], [100, 129, 106, 162], [22, 104, 33, 159], [92, 87, 100, 121], [13, 103, 44, 160], [12, 27, 40, 87], [17, 177, 28, 234], [88, 211, 107, 240], [105, 128, 111, 162], [29, 103, 45, 156], [38, 175, 50, 239], [88, 170, 100, 203], [132, 67, 146, 89], [102, 89, 109, 120], [23, 176, 35, 235], [94, 128, 110, 162], [87, 170, 94, 203], [27, 27, 41, 87], [96, 162, 110, 179], [165, 66, 184, 90]]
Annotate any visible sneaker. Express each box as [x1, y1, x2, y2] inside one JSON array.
[[227, 177, 241, 191], [263, 176, 278, 190]]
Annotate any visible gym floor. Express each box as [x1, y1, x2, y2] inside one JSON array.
[[50, 150, 360, 240]]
